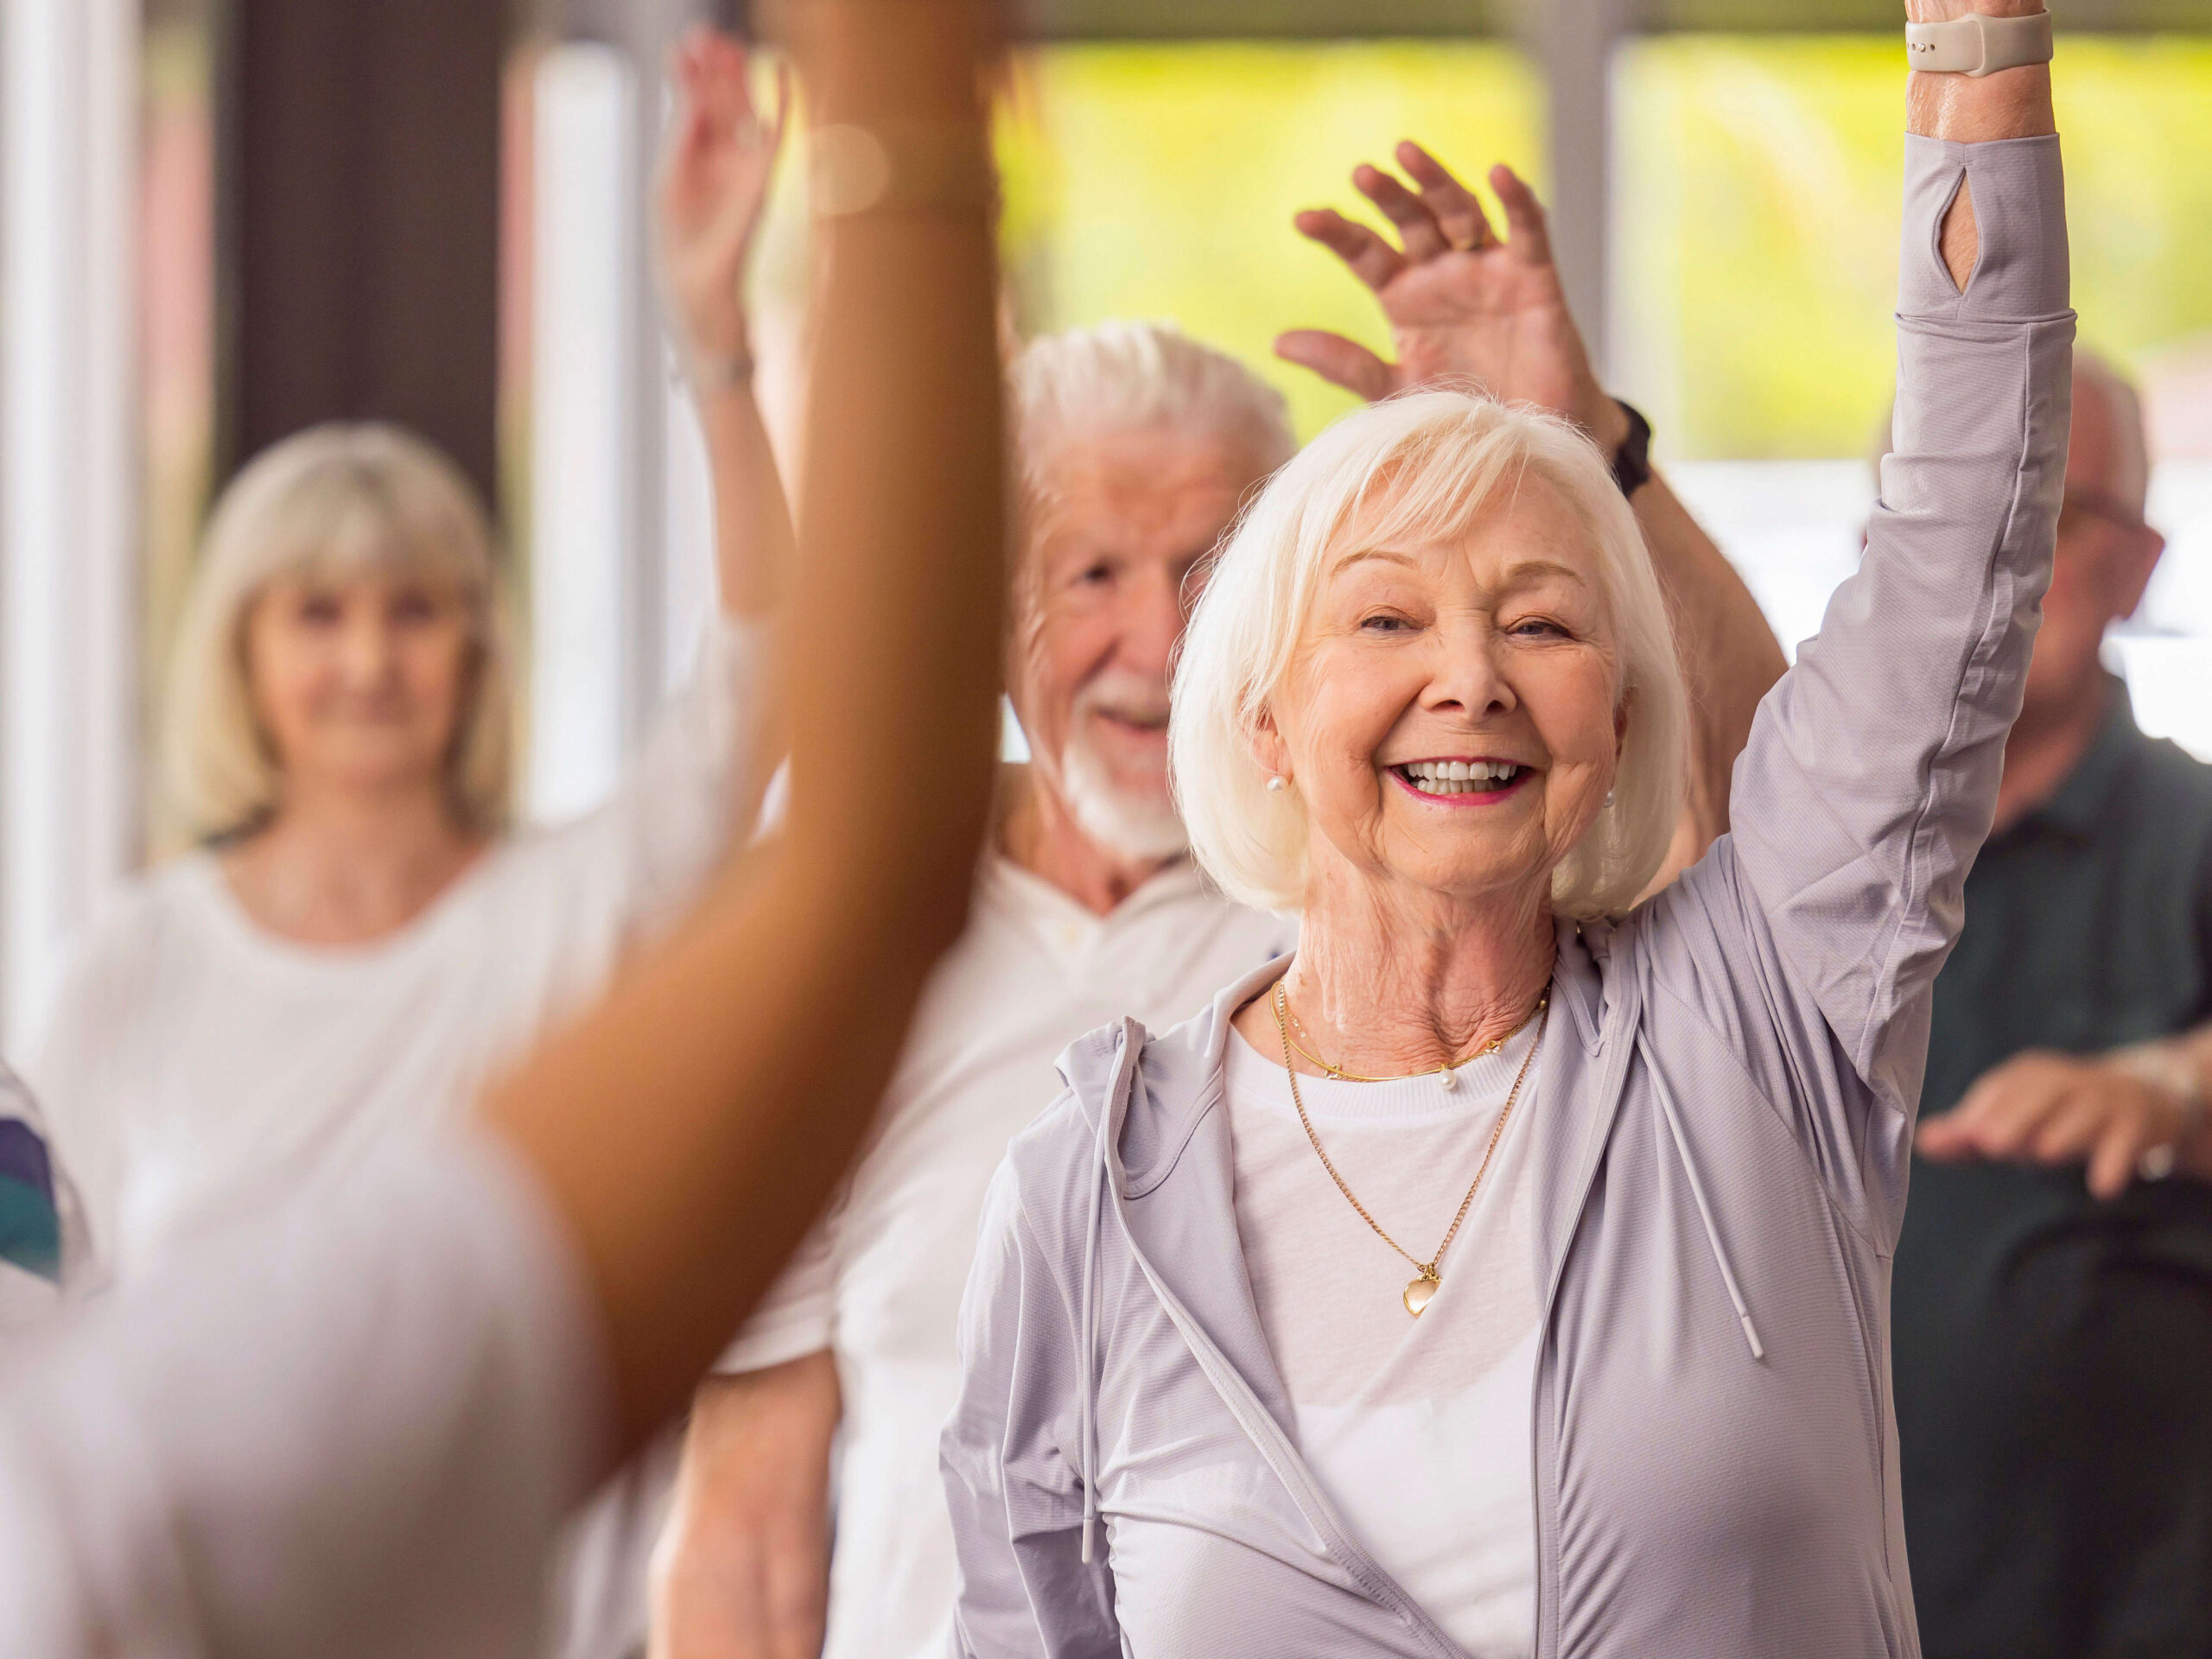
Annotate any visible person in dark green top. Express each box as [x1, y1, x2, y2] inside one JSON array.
[[1894, 349, 2212, 1659]]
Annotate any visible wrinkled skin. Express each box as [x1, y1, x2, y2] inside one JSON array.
[[1255, 476, 1625, 917], [1002, 428, 1272, 908], [1235, 475, 1628, 1077]]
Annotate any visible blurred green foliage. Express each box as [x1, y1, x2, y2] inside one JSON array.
[[1616, 35, 2212, 458], [996, 42, 1542, 442], [999, 35, 2212, 459]]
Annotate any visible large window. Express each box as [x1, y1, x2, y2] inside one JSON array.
[[1612, 35, 2212, 754], [1614, 35, 2212, 461], [995, 41, 1542, 441]]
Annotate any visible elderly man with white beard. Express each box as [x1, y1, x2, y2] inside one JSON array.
[[649, 149, 1785, 1659]]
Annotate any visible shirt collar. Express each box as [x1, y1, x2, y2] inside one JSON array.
[[2018, 675, 2143, 841], [982, 851, 1212, 932]]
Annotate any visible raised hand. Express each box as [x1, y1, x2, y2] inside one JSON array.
[[658, 28, 790, 375], [1277, 143, 1625, 451]]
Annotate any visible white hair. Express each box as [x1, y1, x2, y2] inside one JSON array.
[[162, 422, 514, 842], [1170, 391, 1686, 920], [1010, 320, 1296, 501]]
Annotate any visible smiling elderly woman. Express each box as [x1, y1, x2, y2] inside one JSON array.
[[941, 22, 2072, 1659]]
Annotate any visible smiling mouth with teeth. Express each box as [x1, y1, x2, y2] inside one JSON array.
[[1392, 759, 1527, 798]]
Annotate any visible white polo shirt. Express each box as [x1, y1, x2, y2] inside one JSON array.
[[720, 854, 1294, 1659]]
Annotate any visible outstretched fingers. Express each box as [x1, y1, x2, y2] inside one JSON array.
[[1489, 164, 1554, 267], [1293, 207, 1408, 292], [1395, 142, 1493, 251], [1274, 330, 1397, 401], [1354, 163, 1451, 262]]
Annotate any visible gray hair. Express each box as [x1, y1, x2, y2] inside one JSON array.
[[1010, 321, 1296, 504], [162, 423, 514, 842]]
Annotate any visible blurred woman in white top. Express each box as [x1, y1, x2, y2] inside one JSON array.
[[26, 31, 794, 1283]]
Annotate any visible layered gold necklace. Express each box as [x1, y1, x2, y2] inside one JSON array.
[[1269, 981, 1548, 1318]]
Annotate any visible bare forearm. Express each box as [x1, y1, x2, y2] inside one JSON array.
[[485, 0, 1003, 1452], [786, 0, 1004, 893], [1905, 2, 2056, 288], [1634, 470, 1784, 854], [700, 383, 798, 620], [653, 1354, 840, 1659]]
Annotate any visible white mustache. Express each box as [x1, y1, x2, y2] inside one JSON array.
[[1073, 671, 1172, 730]]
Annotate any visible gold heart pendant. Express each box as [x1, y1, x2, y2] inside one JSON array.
[[1402, 1275, 1439, 1318]]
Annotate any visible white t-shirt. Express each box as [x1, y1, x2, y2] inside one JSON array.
[[22, 621, 764, 1282], [1224, 1012, 1546, 1659], [718, 855, 1295, 1659], [0, 1124, 607, 1659]]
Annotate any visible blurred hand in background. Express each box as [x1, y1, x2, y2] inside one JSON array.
[[658, 29, 790, 374], [1274, 143, 1626, 452]]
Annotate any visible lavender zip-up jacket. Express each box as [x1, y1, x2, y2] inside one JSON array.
[[943, 132, 2072, 1659]]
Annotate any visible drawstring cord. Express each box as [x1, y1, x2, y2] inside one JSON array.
[[1639, 1032, 1765, 1363], [1078, 1096, 1107, 1563], [1078, 1023, 1141, 1565]]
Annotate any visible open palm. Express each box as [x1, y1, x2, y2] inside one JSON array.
[[1277, 143, 1619, 446], [658, 29, 789, 365]]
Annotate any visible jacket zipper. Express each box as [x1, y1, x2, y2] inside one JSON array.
[[1095, 1024, 1471, 1659], [1524, 945, 1645, 1659]]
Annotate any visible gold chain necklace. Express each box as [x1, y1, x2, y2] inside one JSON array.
[[1271, 980, 1547, 1319], [1281, 993, 1548, 1091]]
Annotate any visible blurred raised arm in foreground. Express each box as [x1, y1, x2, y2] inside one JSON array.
[[0, 1, 1006, 1654]]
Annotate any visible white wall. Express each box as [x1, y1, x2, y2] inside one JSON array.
[[0, 0, 142, 1046], [1673, 459, 2212, 762], [527, 42, 636, 826], [526, 37, 715, 829]]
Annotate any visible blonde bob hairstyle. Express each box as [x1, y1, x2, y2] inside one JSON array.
[[1169, 391, 1686, 920], [162, 423, 514, 842]]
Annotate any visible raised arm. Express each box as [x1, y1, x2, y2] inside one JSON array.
[[659, 29, 798, 626], [497, 0, 1006, 1449], [532, 36, 799, 934], [0, 17, 1007, 1658], [1276, 147, 1785, 885], [1716, 1, 2064, 1103]]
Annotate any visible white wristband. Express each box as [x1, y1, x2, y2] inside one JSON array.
[[1906, 11, 2054, 77]]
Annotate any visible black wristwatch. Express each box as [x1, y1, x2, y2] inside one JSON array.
[[1610, 399, 1653, 499]]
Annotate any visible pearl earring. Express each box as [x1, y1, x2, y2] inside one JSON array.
[[1604, 787, 1617, 809], [1265, 775, 1287, 793]]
